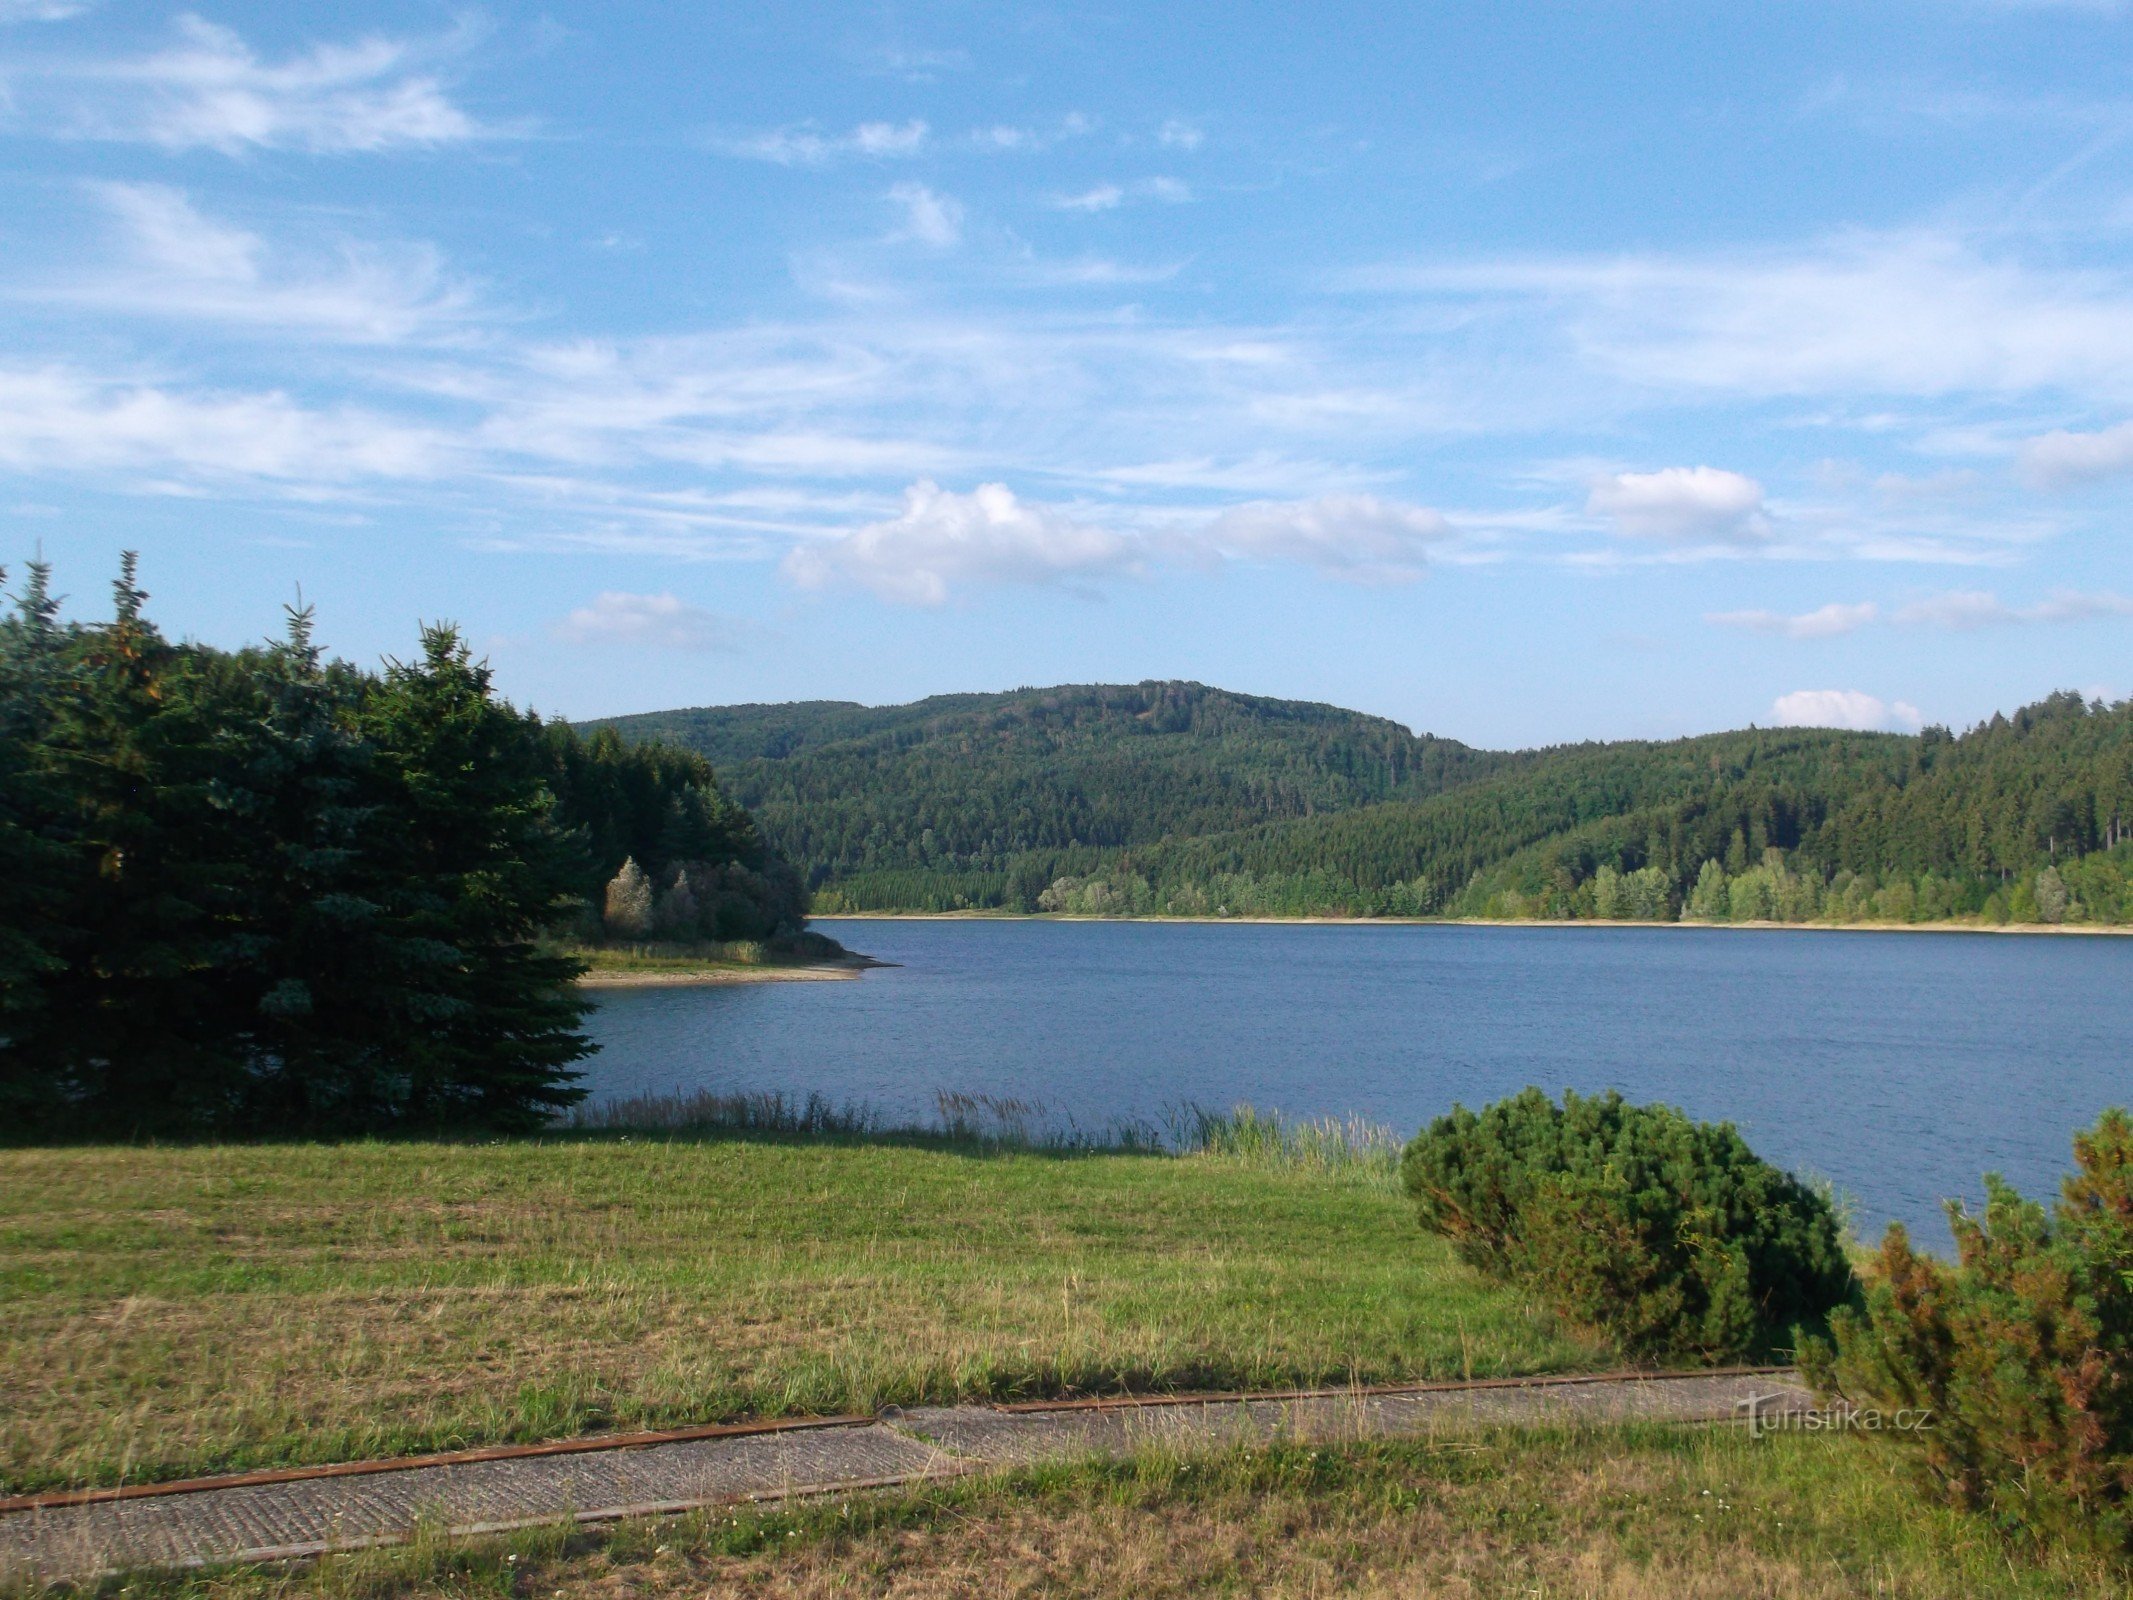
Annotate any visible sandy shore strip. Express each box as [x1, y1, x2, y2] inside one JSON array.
[[577, 957, 889, 989], [818, 911, 2132, 935]]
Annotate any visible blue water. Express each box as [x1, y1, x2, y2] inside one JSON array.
[[582, 919, 2133, 1250]]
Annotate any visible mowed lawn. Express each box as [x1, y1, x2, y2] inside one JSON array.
[[0, 1136, 1603, 1495]]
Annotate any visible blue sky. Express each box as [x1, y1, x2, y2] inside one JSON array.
[[5, 1, 2133, 746]]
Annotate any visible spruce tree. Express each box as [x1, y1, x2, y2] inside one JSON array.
[[0, 563, 74, 1123], [352, 625, 590, 1130]]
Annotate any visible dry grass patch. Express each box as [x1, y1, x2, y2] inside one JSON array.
[[0, 1137, 1598, 1493]]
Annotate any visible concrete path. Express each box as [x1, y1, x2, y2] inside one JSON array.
[[0, 1370, 1811, 1584]]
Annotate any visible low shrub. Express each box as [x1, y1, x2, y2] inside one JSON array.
[[1800, 1109, 2133, 1555], [1401, 1087, 1855, 1361]]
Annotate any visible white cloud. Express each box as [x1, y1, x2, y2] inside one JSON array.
[[1201, 494, 1449, 583], [552, 592, 736, 651], [24, 17, 486, 153], [1351, 231, 2133, 404], [731, 118, 927, 165], [0, 363, 451, 482], [55, 183, 474, 343], [855, 119, 926, 155], [886, 183, 962, 246], [783, 480, 1136, 604], [1772, 689, 1925, 732], [1055, 184, 1123, 212], [1052, 177, 1191, 211], [1707, 601, 1879, 638], [874, 46, 968, 81], [2018, 419, 2133, 487], [1157, 118, 1203, 149], [1894, 588, 2133, 627], [1587, 466, 1769, 543], [0, 1, 88, 22]]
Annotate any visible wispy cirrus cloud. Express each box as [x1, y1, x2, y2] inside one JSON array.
[[552, 591, 741, 651], [726, 118, 928, 165], [41, 183, 478, 343], [1708, 601, 1880, 638], [1894, 588, 2133, 627], [1051, 177, 1191, 212], [1348, 230, 2133, 404], [0, 362, 454, 482], [4, 16, 494, 153], [0, 0, 89, 22], [1708, 589, 2133, 639]]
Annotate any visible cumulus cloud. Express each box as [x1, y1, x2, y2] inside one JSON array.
[[1707, 601, 1879, 638], [1894, 588, 2133, 628], [1587, 465, 1770, 543], [1771, 689, 1924, 732], [886, 183, 962, 246], [783, 480, 1136, 604], [1157, 118, 1203, 149], [2018, 420, 2133, 488], [1201, 493, 1449, 583], [730, 119, 927, 164], [22, 17, 487, 153], [552, 592, 736, 651]]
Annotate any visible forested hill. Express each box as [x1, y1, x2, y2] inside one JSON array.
[[591, 681, 1517, 898], [592, 683, 2133, 927]]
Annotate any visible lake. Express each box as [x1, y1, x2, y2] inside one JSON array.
[[582, 918, 2133, 1250]]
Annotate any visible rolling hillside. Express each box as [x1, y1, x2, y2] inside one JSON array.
[[593, 681, 1520, 900], [590, 684, 2133, 925]]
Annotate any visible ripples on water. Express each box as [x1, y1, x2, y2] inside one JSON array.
[[582, 918, 2133, 1250]]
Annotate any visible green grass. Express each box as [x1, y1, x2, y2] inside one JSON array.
[[0, 1131, 1599, 1496], [63, 1426, 2127, 1599]]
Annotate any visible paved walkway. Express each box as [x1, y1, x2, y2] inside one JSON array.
[[0, 1370, 1810, 1584]]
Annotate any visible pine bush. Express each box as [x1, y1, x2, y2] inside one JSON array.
[[1800, 1110, 2133, 1554], [1402, 1088, 1855, 1360]]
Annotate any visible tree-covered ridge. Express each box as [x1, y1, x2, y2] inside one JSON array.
[[1027, 694, 2133, 923], [592, 680, 1518, 888], [603, 679, 2133, 925], [0, 559, 808, 1139]]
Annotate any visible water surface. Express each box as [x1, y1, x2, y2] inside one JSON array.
[[583, 918, 2133, 1249]]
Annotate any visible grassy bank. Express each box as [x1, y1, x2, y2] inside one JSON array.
[[566, 940, 869, 984], [0, 1127, 1600, 1496], [88, 1427, 2126, 1600]]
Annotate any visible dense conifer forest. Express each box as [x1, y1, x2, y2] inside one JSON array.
[[597, 681, 2133, 926], [0, 559, 807, 1138]]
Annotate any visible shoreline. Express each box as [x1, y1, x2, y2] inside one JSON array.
[[576, 956, 890, 989], [815, 911, 2133, 936]]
